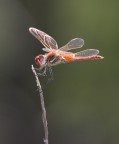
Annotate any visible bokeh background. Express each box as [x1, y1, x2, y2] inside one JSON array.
[[0, 0, 119, 144]]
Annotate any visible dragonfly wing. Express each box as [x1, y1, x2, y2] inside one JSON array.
[[75, 49, 99, 57], [29, 27, 58, 50], [42, 48, 50, 52], [60, 38, 84, 51]]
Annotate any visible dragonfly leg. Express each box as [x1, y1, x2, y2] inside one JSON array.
[[37, 72, 46, 76], [45, 62, 54, 81], [34, 67, 40, 72], [35, 67, 47, 76], [48, 64, 54, 81]]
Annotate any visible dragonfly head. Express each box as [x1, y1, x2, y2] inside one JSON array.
[[35, 54, 46, 70]]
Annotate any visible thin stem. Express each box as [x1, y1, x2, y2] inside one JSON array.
[[31, 65, 48, 144]]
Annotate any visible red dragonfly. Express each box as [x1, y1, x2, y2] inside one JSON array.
[[29, 27, 104, 78]]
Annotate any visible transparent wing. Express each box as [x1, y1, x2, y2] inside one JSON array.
[[29, 27, 58, 50], [75, 49, 99, 57], [59, 38, 84, 51], [42, 48, 50, 52]]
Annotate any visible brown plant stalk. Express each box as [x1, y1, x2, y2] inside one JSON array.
[[31, 65, 48, 144]]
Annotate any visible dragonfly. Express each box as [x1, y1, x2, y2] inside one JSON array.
[[29, 27, 104, 79]]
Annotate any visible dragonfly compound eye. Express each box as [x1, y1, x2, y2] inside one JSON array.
[[35, 54, 45, 66]]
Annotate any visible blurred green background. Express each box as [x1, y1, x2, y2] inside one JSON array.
[[0, 0, 119, 144]]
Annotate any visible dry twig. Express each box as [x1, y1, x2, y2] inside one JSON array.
[[31, 65, 48, 144]]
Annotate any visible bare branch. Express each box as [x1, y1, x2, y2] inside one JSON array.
[[31, 65, 48, 144]]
